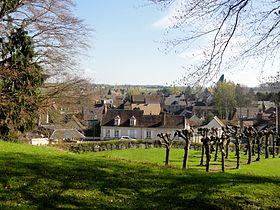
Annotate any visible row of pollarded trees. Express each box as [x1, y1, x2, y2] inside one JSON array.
[[158, 126, 280, 172]]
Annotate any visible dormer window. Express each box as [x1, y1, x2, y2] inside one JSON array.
[[114, 115, 121, 126], [130, 116, 136, 126]]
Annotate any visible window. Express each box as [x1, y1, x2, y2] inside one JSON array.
[[105, 130, 110, 138], [114, 130, 120, 138], [146, 131, 151, 139], [130, 116, 136, 126], [114, 115, 121, 126]]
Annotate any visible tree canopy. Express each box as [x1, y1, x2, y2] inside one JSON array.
[[1, 0, 90, 76], [214, 81, 236, 120]]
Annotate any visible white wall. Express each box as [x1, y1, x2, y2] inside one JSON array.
[[101, 126, 184, 140], [31, 138, 49, 146]]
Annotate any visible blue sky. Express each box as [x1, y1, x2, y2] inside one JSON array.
[[74, 0, 261, 87]]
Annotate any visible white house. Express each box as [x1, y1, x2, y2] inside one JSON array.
[[101, 109, 188, 140]]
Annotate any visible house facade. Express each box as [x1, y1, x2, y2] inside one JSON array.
[[101, 109, 188, 140]]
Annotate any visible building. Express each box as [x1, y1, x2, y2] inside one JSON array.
[[163, 94, 187, 114], [101, 109, 188, 140], [125, 95, 162, 115]]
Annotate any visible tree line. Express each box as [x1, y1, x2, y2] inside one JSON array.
[[158, 126, 279, 172]]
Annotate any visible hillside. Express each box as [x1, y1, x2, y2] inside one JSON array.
[[0, 142, 279, 209]]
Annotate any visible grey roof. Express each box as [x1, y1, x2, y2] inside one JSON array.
[[50, 129, 85, 140], [202, 116, 224, 129]]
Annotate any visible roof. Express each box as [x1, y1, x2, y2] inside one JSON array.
[[131, 95, 145, 103], [41, 114, 86, 131], [164, 94, 186, 106], [101, 109, 185, 129], [83, 105, 105, 121], [235, 107, 260, 119], [264, 107, 275, 114], [131, 95, 161, 104], [202, 116, 224, 129], [187, 115, 203, 127], [50, 129, 85, 140]]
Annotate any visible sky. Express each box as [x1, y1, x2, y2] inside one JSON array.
[[74, 0, 263, 87]]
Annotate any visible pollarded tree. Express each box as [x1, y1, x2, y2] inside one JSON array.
[[157, 132, 177, 166], [198, 128, 212, 172], [243, 127, 255, 164], [263, 129, 271, 159], [255, 131, 263, 161], [150, 0, 280, 85], [223, 126, 232, 159], [219, 132, 228, 172], [232, 126, 242, 169], [176, 128, 194, 169]]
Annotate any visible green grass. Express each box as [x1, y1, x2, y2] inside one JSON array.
[[0, 141, 279, 209]]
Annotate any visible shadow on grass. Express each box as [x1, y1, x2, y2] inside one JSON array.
[[0, 151, 279, 209]]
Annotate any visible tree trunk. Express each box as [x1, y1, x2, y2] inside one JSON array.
[[247, 140, 252, 164], [236, 147, 240, 169], [165, 147, 170, 166], [219, 141, 226, 172], [214, 142, 219, 161], [222, 154, 225, 172], [200, 145, 205, 166], [182, 142, 190, 169], [225, 139, 230, 159], [256, 137, 261, 161], [235, 141, 240, 169], [205, 143, 211, 172], [265, 135, 269, 159], [252, 138, 255, 156], [272, 135, 275, 158]]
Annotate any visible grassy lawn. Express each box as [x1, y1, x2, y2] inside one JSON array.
[[0, 141, 279, 209]]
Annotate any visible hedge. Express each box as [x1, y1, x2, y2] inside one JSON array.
[[53, 139, 280, 154]]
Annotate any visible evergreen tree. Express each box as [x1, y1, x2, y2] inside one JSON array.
[[0, 26, 44, 139]]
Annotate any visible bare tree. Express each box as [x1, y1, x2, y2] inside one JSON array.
[[243, 127, 255, 164], [158, 132, 177, 166], [232, 126, 241, 169], [223, 126, 232, 159], [263, 129, 271, 159], [271, 130, 276, 158], [198, 128, 212, 172], [219, 132, 228, 172], [256, 131, 263, 161], [1, 0, 91, 77], [150, 0, 280, 85], [176, 128, 194, 169]]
